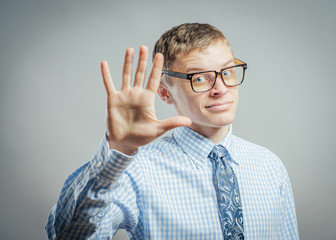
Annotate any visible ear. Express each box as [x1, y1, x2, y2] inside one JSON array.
[[157, 83, 174, 104]]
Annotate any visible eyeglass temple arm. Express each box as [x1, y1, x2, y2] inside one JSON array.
[[234, 58, 247, 69], [161, 70, 189, 79]]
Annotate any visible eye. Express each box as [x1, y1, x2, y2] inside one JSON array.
[[192, 75, 207, 84], [222, 70, 231, 78]]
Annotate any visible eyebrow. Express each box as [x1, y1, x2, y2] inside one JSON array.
[[184, 58, 235, 73]]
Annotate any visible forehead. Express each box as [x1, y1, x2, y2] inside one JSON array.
[[171, 41, 234, 72]]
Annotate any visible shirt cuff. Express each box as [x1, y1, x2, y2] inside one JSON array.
[[92, 133, 135, 182]]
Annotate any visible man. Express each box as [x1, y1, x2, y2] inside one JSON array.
[[45, 23, 299, 239]]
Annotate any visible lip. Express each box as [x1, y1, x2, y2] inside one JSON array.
[[205, 101, 233, 111]]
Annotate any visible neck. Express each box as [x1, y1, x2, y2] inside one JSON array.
[[188, 124, 230, 144]]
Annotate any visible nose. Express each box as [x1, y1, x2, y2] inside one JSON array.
[[210, 74, 229, 95]]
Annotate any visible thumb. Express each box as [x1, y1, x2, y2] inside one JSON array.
[[158, 116, 192, 133]]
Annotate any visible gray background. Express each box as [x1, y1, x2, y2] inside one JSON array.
[[1, 0, 335, 239]]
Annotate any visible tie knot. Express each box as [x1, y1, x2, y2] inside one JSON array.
[[208, 145, 228, 162]]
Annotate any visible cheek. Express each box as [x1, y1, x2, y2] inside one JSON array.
[[174, 92, 203, 115], [185, 98, 207, 120], [233, 87, 239, 100], [168, 82, 208, 115]]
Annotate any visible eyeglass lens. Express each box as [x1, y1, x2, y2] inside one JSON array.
[[191, 66, 244, 92]]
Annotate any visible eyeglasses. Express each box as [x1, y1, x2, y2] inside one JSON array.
[[161, 58, 247, 93]]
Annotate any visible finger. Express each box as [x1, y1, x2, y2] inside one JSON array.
[[134, 45, 148, 88], [158, 116, 192, 134], [146, 53, 164, 93], [121, 48, 134, 90], [101, 61, 116, 95]]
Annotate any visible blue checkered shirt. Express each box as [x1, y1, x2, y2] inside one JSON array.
[[45, 126, 299, 239]]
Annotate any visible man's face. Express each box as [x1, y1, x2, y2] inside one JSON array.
[[159, 41, 239, 137]]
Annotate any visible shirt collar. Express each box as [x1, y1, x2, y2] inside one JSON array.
[[173, 126, 238, 166]]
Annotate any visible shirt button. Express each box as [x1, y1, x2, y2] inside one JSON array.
[[97, 161, 102, 168]]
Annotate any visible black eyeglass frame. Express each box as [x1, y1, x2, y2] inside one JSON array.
[[161, 58, 247, 93]]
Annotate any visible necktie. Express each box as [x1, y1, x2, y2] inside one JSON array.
[[209, 145, 244, 240]]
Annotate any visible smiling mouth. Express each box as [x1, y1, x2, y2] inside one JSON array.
[[205, 102, 233, 111]]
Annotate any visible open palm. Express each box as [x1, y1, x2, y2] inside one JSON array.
[[101, 46, 191, 155]]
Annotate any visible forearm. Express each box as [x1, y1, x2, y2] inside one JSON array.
[[45, 135, 136, 239]]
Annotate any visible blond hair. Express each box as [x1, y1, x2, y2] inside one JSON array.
[[153, 23, 228, 70]]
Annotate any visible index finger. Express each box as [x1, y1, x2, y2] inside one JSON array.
[[146, 53, 164, 92], [101, 61, 116, 95]]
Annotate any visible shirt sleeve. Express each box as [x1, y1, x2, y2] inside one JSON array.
[[45, 134, 142, 240], [279, 161, 300, 239]]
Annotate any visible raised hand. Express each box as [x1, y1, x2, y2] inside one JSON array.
[[101, 46, 192, 155]]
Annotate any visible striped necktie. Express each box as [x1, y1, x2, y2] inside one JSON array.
[[209, 145, 244, 240]]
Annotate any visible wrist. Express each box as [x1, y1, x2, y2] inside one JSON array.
[[105, 132, 138, 156]]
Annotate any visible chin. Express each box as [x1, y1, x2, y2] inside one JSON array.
[[197, 118, 234, 129], [209, 114, 235, 126]]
